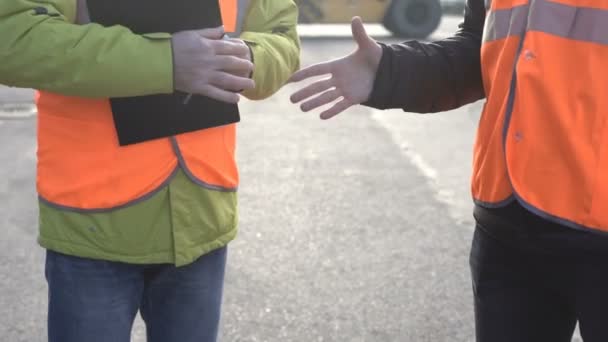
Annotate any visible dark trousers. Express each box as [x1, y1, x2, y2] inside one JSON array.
[[471, 204, 608, 342], [45, 247, 227, 342]]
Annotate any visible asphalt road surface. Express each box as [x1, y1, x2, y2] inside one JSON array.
[[0, 16, 583, 342]]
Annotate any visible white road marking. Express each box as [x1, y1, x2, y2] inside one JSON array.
[[372, 106, 472, 224]]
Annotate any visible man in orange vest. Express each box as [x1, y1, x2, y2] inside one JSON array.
[[290, 2, 608, 340], [0, 0, 299, 341]]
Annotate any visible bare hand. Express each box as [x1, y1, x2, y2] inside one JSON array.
[[172, 27, 255, 103], [289, 17, 382, 120], [226, 38, 253, 79]]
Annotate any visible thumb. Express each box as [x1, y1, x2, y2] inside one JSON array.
[[197, 26, 225, 39], [351, 17, 374, 50]]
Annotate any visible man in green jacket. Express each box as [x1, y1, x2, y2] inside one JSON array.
[[0, 1, 300, 341]]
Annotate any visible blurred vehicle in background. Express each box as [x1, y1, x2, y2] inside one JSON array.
[[296, 0, 455, 39], [441, 0, 466, 16]]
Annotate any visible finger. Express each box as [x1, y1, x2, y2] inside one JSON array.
[[212, 39, 250, 56], [218, 55, 255, 73], [196, 26, 225, 40], [351, 17, 375, 50], [197, 85, 241, 103], [301, 89, 341, 112], [320, 98, 352, 120], [211, 72, 256, 92], [226, 37, 249, 45], [288, 63, 332, 83], [225, 38, 252, 58], [290, 78, 334, 103]]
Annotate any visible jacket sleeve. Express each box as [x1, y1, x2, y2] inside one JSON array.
[[363, 0, 487, 113], [0, 0, 174, 98], [239, 0, 301, 100]]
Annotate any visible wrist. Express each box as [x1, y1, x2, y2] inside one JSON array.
[[369, 42, 383, 71]]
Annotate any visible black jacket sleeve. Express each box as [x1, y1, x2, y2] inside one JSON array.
[[363, 0, 487, 113]]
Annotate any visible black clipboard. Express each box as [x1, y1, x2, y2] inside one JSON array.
[[86, 0, 240, 146]]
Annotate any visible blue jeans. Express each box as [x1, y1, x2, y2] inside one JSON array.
[[45, 247, 227, 342]]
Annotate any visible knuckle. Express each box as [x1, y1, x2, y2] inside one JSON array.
[[226, 58, 243, 70], [217, 56, 233, 68], [202, 40, 216, 54], [229, 56, 242, 65], [213, 73, 228, 86], [236, 44, 248, 54], [222, 55, 235, 64]]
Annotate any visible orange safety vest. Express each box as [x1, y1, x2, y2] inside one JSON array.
[[36, 0, 243, 210], [473, 0, 608, 231]]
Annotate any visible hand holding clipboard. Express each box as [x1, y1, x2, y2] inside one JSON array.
[[174, 31, 254, 105], [86, 0, 253, 145], [181, 34, 253, 105]]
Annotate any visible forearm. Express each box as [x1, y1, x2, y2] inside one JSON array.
[[364, 0, 486, 113], [0, 0, 174, 98], [239, 0, 301, 100]]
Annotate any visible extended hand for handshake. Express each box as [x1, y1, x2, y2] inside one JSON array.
[[170, 17, 382, 118], [172, 26, 255, 104], [289, 17, 383, 120]]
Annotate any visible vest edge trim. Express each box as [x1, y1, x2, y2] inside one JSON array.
[[38, 166, 181, 213]]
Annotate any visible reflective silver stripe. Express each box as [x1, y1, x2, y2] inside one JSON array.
[[529, 0, 608, 45], [514, 193, 608, 236], [483, 5, 529, 42], [483, 5, 528, 42], [38, 166, 181, 213], [170, 137, 238, 193], [234, 0, 252, 36], [483, 0, 608, 45]]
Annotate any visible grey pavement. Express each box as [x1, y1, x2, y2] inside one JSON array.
[[0, 86, 33, 103], [0, 18, 582, 342]]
